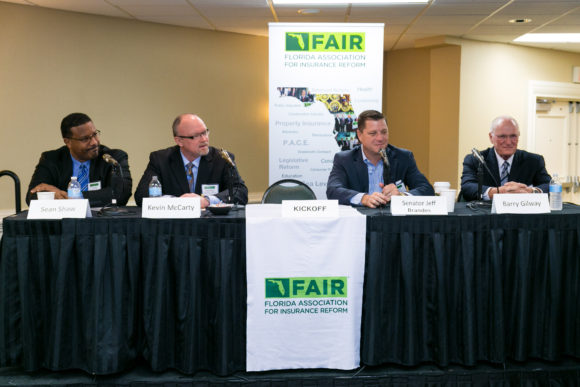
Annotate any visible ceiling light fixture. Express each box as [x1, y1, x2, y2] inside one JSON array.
[[273, 0, 429, 4], [509, 18, 531, 24], [298, 8, 321, 14], [514, 33, 580, 43]]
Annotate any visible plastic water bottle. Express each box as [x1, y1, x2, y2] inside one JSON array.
[[549, 174, 562, 211], [67, 176, 82, 199], [149, 176, 162, 197]]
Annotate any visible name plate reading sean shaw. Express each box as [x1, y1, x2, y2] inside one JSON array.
[[142, 197, 201, 218], [281, 200, 339, 218], [491, 193, 550, 214], [390, 196, 447, 216], [27, 199, 91, 219]]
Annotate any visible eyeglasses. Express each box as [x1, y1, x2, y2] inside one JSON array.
[[176, 129, 210, 141], [494, 134, 519, 141], [67, 130, 101, 144], [359, 129, 388, 138]]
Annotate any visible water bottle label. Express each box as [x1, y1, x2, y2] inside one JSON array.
[[549, 185, 562, 193], [149, 187, 162, 197], [68, 188, 82, 199]]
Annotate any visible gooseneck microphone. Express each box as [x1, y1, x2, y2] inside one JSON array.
[[379, 148, 391, 185], [219, 148, 237, 204], [102, 153, 119, 166], [219, 148, 236, 167], [471, 148, 500, 198]]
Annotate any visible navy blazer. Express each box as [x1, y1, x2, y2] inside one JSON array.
[[26, 145, 132, 206], [326, 145, 434, 205], [134, 145, 248, 206], [460, 147, 551, 201]]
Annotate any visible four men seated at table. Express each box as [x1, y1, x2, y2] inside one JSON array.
[[460, 116, 551, 201], [27, 112, 132, 207], [326, 109, 434, 208], [133, 113, 248, 207], [26, 111, 554, 207]]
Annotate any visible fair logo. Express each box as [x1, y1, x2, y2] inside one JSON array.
[[265, 277, 347, 298], [285, 32, 365, 52]]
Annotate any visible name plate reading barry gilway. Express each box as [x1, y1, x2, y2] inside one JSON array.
[[27, 199, 91, 219], [142, 197, 201, 218], [281, 200, 339, 218], [390, 196, 447, 216], [491, 193, 550, 214]]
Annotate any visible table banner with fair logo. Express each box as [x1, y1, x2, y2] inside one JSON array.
[[269, 23, 384, 199], [245, 204, 366, 371], [491, 193, 550, 214], [27, 199, 91, 219], [142, 197, 201, 218]]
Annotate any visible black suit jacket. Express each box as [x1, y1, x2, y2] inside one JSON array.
[[134, 145, 248, 206], [326, 145, 434, 205], [26, 145, 132, 206], [460, 147, 551, 201]]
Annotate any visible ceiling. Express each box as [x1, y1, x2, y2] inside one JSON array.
[[3, 0, 580, 53]]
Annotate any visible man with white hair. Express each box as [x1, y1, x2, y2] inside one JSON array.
[[460, 115, 551, 201]]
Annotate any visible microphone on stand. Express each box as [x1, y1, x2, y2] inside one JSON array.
[[379, 148, 391, 185], [378, 148, 391, 210], [219, 148, 236, 204], [98, 153, 128, 216], [470, 148, 499, 208]]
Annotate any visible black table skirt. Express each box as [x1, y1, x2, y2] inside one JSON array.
[[361, 207, 580, 366], [1, 204, 579, 375]]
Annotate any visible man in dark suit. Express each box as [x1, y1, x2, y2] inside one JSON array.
[[134, 114, 248, 207], [327, 110, 434, 207], [460, 116, 551, 201], [26, 112, 132, 207]]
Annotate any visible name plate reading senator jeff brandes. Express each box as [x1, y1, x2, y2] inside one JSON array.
[[142, 197, 201, 218], [281, 200, 339, 218], [28, 199, 91, 219], [491, 193, 550, 214], [390, 196, 447, 216]]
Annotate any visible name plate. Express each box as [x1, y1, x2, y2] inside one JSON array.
[[390, 196, 447, 216], [27, 199, 91, 219], [491, 193, 550, 214], [142, 197, 201, 218], [281, 200, 339, 218]]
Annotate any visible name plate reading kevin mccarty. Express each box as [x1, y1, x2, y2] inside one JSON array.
[[491, 193, 550, 214], [281, 200, 339, 218], [27, 199, 91, 219], [390, 196, 447, 216], [142, 197, 201, 218]]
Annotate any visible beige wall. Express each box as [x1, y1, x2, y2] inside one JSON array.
[[384, 45, 461, 189], [384, 48, 431, 175], [0, 2, 268, 211]]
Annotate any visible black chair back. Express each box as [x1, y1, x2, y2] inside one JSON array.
[[261, 179, 316, 204]]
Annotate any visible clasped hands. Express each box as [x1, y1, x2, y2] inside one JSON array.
[[180, 193, 210, 208], [361, 183, 401, 208], [488, 181, 537, 199]]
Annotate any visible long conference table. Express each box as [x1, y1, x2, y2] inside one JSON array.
[[0, 203, 579, 375]]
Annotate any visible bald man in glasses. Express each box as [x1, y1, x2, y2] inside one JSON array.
[[460, 115, 551, 201], [134, 113, 248, 207]]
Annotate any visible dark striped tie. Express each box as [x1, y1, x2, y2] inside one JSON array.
[[78, 164, 88, 191], [186, 162, 194, 193], [500, 161, 509, 186]]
